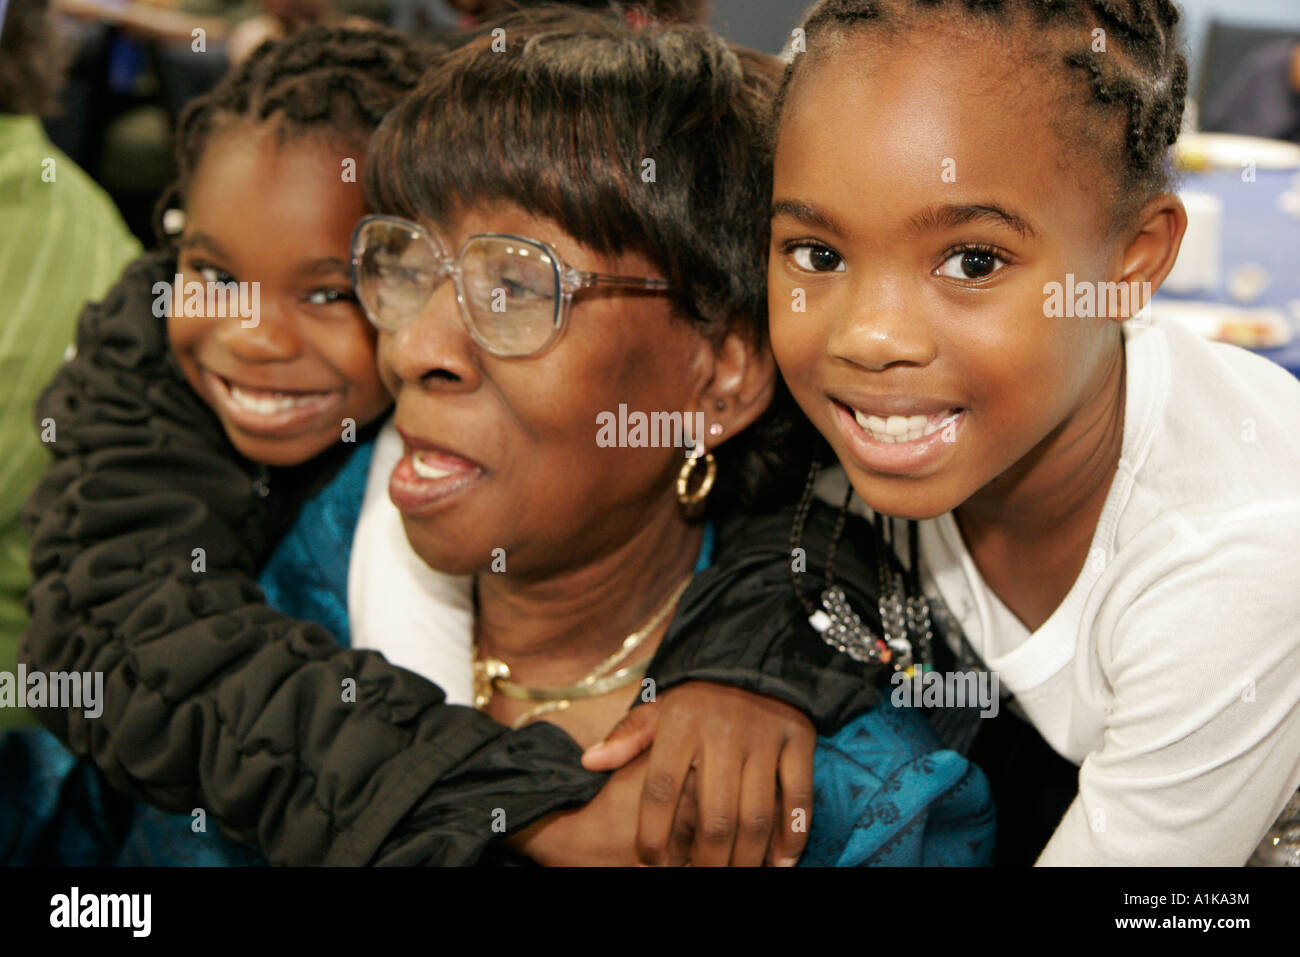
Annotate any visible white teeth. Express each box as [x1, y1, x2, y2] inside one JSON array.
[[411, 454, 458, 480], [853, 407, 960, 444], [228, 383, 327, 415]]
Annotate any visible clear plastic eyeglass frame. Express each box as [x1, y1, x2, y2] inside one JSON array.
[[350, 213, 673, 358]]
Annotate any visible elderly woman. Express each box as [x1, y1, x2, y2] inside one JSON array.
[[17, 10, 992, 866], [343, 15, 817, 748]]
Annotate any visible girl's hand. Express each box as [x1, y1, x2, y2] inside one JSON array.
[[583, 681, 816, 867], [508, 752, 699, 866]]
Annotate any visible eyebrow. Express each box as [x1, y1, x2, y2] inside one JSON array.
[[907, 202, 1038, 240], [771, 199, 1039, 242], [771, 200, 850, 237], [176, 231, 231, 258], [298, 257, 352, 277]]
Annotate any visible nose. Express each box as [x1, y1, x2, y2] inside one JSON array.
[[379, 276, 480, 393], [825, 275, 937, 371], [215, 298, 300, 362]]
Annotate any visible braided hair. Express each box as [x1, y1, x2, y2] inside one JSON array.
[[153, 25, 438, 245], [778, 0, 1188, 223]]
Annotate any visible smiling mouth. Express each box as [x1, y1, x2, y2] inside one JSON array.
[[387, 425, 485, 513], [203, 369, 343, 432], [223, 380, 338, 415], [847, 406, 964, 444], [828, 398, 967, 477], [409, 453, 472, 480], [389, 444, 482, 513]]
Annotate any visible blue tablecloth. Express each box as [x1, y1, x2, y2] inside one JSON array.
[[1156, 167, 1300, 377]]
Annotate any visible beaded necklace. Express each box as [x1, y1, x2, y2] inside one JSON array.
[[789, 462, 934, 676]]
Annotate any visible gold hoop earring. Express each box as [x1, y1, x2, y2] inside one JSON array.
[[676, 450, 717, 515]]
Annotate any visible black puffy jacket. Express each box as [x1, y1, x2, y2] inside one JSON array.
[[20, 250, 890, 865]]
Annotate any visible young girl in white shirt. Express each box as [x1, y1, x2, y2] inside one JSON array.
[[767, 0, 1300, 865]]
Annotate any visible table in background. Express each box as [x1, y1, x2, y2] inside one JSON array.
[[1155, 167, 1300, 378]]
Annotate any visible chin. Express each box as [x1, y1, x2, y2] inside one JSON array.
[[228, 431, 335, 469], [841, 470, 966, 522], [400, 520, 488, 578]]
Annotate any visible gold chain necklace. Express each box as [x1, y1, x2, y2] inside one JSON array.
[[473, 575, 692, 729]]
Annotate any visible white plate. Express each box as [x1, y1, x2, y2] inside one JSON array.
[[1151, 300, 1293, 350], [1176, 133, 1300, 170]]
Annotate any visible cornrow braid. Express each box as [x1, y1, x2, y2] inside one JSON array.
[[780, 0, 1188, 217], [153, 25, 440, 245], [1051, 0, 1188, 199]]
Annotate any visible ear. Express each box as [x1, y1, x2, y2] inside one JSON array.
[[693, 325, 776, 452], [1114, 192, 1188, 318]]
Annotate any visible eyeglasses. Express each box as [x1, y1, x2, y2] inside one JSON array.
[[350, 214, 673, 358]]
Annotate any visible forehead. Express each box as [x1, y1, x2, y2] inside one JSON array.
[[189, 125, 367, 221], [775, 26, 1108, 244]]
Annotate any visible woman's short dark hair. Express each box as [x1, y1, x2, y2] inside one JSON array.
[[367, 7, 823, 516]]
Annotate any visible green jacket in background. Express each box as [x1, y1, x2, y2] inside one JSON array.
[[0, 113, 141, 729]]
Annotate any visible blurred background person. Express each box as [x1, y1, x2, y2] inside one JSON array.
[[1201, 36, 1300, 144], [43, 0, 399, 242], [0, 0, 141, 729]]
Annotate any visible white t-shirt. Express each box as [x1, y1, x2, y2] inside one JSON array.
[[827, 317, 1300, 865]]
